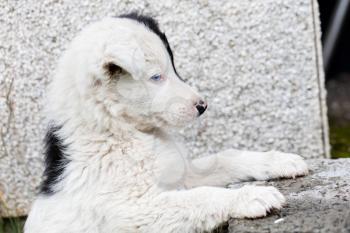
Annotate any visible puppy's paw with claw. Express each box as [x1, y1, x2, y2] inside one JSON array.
[[231, 185, 286, 219], [268, 151, 309, 178]]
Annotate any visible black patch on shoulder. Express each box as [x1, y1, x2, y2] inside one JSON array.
[[118, 12, 182, 80], [40, 126, 69, 195]]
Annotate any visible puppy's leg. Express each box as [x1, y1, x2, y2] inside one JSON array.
[[185, 149, 308, 188], [145, 185, 285, 233]]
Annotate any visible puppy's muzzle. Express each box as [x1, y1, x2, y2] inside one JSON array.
[[195, 100, 207, 116]]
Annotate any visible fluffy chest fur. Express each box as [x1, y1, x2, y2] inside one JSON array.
[[59, 128, 186, 198], [27, 126, 188, 233]]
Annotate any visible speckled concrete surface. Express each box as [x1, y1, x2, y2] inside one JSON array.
[[226, 159, 350, 233], [0, 0, 328, 216]]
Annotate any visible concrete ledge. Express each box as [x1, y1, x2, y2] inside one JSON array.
[[227, 159, 350, 233]]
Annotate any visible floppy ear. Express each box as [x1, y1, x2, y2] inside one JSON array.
[[103, 43, 145, 80]]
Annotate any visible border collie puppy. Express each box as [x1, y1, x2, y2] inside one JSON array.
[[25, 13, 308, 233]]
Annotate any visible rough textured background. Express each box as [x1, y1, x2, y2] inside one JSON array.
[[226, 159, 350, 233], [0, 0, 328, 216]]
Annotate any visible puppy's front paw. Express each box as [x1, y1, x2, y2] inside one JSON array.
[[268, 151, 308, 178], [231, 185, 285, 218]]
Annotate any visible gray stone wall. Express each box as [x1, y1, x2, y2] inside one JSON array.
[[0, 0, 328, 216]]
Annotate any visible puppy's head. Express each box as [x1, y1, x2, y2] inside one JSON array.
[[52, 13, 206, 130]]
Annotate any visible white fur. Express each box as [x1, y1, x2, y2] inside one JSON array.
[[25, 17, 308, 233]]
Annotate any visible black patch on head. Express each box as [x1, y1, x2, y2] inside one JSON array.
[[103, 62, 125, 78], [118, 12, 182, 80], [40, 126, 69, 195]]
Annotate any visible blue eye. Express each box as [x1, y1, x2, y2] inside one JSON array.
[[150, 74, 163, 82]]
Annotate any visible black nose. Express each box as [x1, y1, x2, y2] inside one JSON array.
[[195, 100, 207, 116]]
